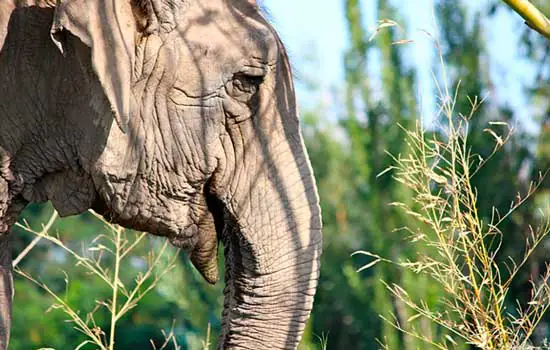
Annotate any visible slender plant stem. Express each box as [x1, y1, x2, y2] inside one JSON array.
[[502, 0, 550, 38], [109, 227, 123, 350], [13, 210, 59, 267]]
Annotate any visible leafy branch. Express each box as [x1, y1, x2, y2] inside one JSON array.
[[15, 209, 180, 350]]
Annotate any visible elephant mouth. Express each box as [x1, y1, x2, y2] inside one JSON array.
[[204, 178, 226, 244], [194, 178, 260, 289], [176, 178, 230, 285]]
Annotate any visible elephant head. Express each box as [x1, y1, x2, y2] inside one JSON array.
[[0, 0, 322, 348]]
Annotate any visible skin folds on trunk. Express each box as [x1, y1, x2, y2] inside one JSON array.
[[218, 178, 322, 350], [215, 54, 323, 349]]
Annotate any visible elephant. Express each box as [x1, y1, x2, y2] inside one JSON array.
[[0, 0, 323, 348]]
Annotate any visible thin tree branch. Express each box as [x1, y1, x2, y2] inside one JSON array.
[[502, 0, 550, 39], [13, 210, 59, 267]]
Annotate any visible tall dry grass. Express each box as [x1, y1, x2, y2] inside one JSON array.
[[358, 21, 550, 349]]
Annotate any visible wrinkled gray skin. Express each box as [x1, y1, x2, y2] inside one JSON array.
[[0, 0, 322, 348]]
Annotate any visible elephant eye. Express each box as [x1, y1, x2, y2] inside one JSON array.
[[232, 74, 263, 96], [224, 72, 265, 116]]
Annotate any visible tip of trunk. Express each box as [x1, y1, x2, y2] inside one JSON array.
[[190, 247, 219, 285], [190, 220, 220, 285]]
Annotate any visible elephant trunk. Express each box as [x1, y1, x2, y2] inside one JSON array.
[[218, 168, 322, 348], [215, 87, 322, 349]]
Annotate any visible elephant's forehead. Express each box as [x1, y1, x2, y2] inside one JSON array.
[[170, 2, 278, 95], [176, 0, 278, 66]]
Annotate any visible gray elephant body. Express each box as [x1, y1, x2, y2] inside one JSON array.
[[0, 1, 322, 349]]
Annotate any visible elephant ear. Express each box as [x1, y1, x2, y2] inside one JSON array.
[[50, 0, 136, 133]]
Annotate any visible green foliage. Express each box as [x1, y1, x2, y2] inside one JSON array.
[[11, 204, 222, 350]]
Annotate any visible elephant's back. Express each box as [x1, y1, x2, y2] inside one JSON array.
[[0, 5, 56, 57], [0, 5, 61, 102], [0, 1, 55, 49], [0, 1, 16, 48], [0, 5, 64, 152]]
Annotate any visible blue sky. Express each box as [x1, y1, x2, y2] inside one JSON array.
[[263, 0, 348, 87], [262, 0, 538, 131]]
